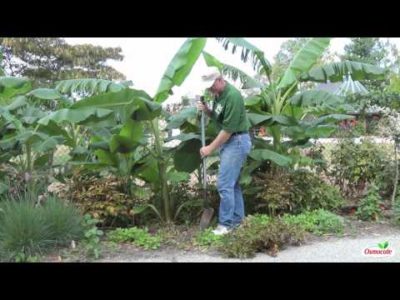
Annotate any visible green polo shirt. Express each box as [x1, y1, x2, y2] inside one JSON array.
[[210, 82, 250, 133]]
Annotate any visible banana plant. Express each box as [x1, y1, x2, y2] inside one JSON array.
[[0, 77, 74, 194], [211, 38, 385, 177]]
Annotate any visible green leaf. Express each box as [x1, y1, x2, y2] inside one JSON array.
[[249, 149, 292, 166], [155, 38, 207, 103], [300, 61, 385, 83], [0, 182, 9, 195], [167, 170, 190, 184], [70, 88, 161, 122], [38, 107, 114, 126], [27, 88, 63, 100], [174, 139, 202, 173], [94, 149, 118, 166], [202, 51, 263, 89], [135, 156, 159, 183], [245, 95, 262, 107], [32, 136, 61, 152], [290, 90, 344, 108], [247, 113, 272, 127], [216, 38, 272, 76], [305, 125, 336, 138], [278, 38, 331, 90], [34, 153, 52, 168], [55, 78, 127, 96], [4, 96, 27, 111], [383, 241, 389, 249], [0, 76, 30, 89], [166, 107, 198, 129]]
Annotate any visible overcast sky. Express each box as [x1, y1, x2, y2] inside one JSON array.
[[64, 38, 400, 104]]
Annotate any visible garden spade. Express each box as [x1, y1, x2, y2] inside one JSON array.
[[198, 96, 214, 230]]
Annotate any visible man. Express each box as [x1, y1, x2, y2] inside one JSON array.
[[197, 73, 252, 235]]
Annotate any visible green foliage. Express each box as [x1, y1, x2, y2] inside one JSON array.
[[356, 183, 383, 221], [81, 214, 103, 259], [219, 215, 305, 259], [40, 196, 84, 244], [330, 139, 390, 197], [249, 169, 344, 215], [67, 175, 152, 227], [107, 227, 161, 250], [281, 209, 344, 236], [194, 228, 223, 247], [0, 193, 83, 262]]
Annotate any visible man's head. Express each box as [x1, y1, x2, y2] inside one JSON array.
[[201, 71, 226, 96]]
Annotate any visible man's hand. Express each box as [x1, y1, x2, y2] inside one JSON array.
[[200, 145, 213, 157], [197, 101, 209, 113]]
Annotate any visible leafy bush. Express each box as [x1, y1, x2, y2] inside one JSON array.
[[107, 227, 161, 250], [0, 193, 83, 262], [65, 175, 152, 227], [330, 139, 390, 198], [282, 209, 344, 236], [356, 183, 383, 221], [219, 215, 305, 259], [249, 169, 344, 216]]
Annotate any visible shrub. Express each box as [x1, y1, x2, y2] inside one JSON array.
[[330, 139, 390, 198], [282, 209, 344, 236], [356, 183, 383, 221], [219, 215, 305, 259], [249, 169, 344, 216]]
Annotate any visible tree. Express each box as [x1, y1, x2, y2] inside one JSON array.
[[0, 38, 126, 87]]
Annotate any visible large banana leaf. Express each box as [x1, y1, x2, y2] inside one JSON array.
[[0, 76, 32, 105], [72, 88, 161, 122], [277, 38, 331, 90], [290, 90, 344, 108], [166, 107, 198, 130], [27, 88, 63, 100], [202, 51, 263, 89], [300, 61, 385, 83], [173, 138, 202, 173], [56, 78, 127, 96], [216, 38, 272, 76], [109, 120, 144, 153], [155, 38, 207, 103], [38, 107, 114, 126], [249, 149, 292, 167]]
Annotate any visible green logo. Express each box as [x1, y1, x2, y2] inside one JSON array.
[[377, 241, 389, 249]]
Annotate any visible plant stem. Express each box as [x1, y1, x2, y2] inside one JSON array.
[[150, 118, 171, 223]]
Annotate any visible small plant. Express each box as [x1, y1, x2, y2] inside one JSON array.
[[356, 183, 382, 221], [282, 209, 344, 236], [107, 227, 161, 250], [82, 214, 103, 259], [194, 228, 223, 248], [219, 215, 305, 259]]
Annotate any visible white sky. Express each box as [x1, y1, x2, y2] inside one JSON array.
[[64, 38, 400, 104]]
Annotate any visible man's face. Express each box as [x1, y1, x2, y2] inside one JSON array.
[[208, 77, 225, 95]]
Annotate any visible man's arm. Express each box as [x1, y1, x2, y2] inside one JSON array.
[[200, 130, 231, 157]]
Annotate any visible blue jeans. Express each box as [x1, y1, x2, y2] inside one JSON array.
[[217, 133, 252, 228]]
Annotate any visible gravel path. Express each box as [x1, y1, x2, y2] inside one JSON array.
[[99, 232, 400, 263]]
